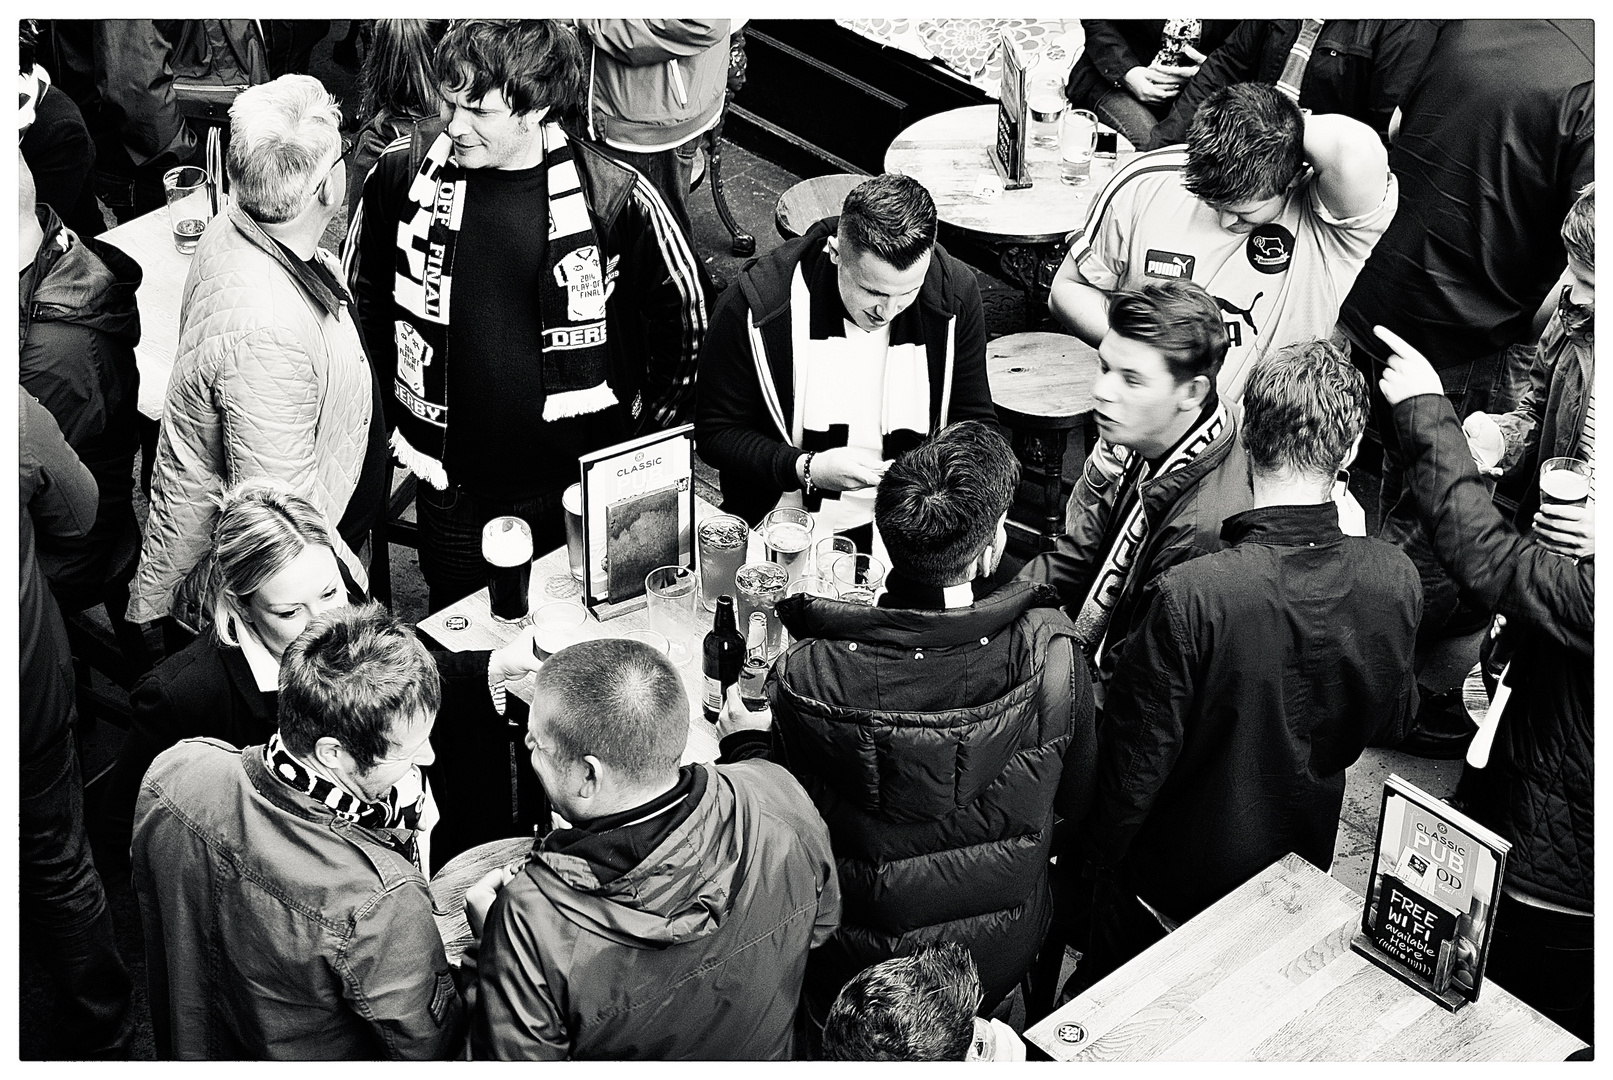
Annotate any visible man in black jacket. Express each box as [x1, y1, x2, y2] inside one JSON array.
[[719, 420, 1096, 1023], [347, 19, 709, 611], [694, 173, 998, 535], [1378, 325, 1593, 1043], [1077, 341, 1420, 991]]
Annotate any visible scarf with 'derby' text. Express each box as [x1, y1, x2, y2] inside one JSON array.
[[1074, 398, 1230, 660], [389, 124, 615, 490]]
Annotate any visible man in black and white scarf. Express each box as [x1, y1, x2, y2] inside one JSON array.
[[347, 20, 709, 611]]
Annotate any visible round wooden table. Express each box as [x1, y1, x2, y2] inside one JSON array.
[[429, 835, 534, 966], [775, 173, 867, 239], [885, 105, 1132, 323], [987, 332, 1102, 551]]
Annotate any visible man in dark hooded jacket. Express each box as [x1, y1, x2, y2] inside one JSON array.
[[18, 153, 142, 614], [719, 420, 1097, 1022], [465, 638, 839, 1060]]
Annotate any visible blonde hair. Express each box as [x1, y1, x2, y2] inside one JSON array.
[[1562, 182, 1594, 269], [226, 74, 343, 224], [201, 478, 337, 647]]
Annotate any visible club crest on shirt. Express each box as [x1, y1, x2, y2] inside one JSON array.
[[1246, 224, 1295, 274], [1144, 249, 1196, 280]]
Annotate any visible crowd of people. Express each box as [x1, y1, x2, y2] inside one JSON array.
[[17, 17, 1593, 1060]]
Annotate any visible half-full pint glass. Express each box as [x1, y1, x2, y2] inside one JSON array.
[[482, 516, 533, 622], [698, 514, 750, 611], [1539, 457, 1592, 507], [562, 483, 585, 581]]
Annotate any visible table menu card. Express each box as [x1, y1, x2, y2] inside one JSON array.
[[578, 423, 695, 619], [991, 30, 1032, 190]]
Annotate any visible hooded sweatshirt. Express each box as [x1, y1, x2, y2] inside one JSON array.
[[466, 759, 839, 1060], [19, 204, 143, 607]]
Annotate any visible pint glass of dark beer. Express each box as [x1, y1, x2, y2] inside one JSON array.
[[482, 516, 534, 622]]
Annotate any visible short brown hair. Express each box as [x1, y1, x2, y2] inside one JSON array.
[[1241, 339, 1367, 480], [534, 638, 687, 782], [1107, 279, 1229, 385], [1562, 182, 1594, 269]]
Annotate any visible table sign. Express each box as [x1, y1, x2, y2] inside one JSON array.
[[990, 31, 1032, 191], [1353, 774, 1510, 1011], [578, 423, 695, 620]]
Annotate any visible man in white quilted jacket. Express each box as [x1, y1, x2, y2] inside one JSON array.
[[129, 75, 387, 625]]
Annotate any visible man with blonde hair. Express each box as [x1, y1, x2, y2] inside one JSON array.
[[130, 73, 388, 628]]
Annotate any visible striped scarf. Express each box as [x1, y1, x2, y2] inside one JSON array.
[[393, 124, 616, 425], [1074, 399, 1230, 657], [264, 732, 424, 835], [1275, 20, 1327, 102]]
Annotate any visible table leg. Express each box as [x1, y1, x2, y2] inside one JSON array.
[[999, 242, 1068, 329], [1007, 424, 1071, 552]]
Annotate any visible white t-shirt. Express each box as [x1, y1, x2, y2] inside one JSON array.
[[1072, 147, 1399, 399]]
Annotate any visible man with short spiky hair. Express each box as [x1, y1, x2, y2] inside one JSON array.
[[695, 172, 999, 546], [719, 420, 1095, 1028], [464, 637, 838, 1060], [347, 19, 709, 612], [132, 603, 464, 1059], [1049, 82, 1397, 399], [1075, 340, 1419, 990]]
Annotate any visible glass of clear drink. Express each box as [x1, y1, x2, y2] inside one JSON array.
[[760, 507, 814, 585], [830, 553, 886, 606], [624, 628, 669, 655], [644, 565, 698, 666], [1059, 109, 1098, 186], [1027, 80, 1066, 150], [786, 574, 839, 600], [814, 535, 856, 577], [163, 166, 213, 254], [734, 561, 789, 659], [698, 514, 750, 611], [540, 482, 585, 599], [482, 516, 533, 623]]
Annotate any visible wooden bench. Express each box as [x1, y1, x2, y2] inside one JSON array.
[[986, 332, 1102, 555]]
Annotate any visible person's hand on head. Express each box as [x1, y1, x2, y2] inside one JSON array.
[[465, 860, 523, 940], [806, 446, 892, 492], [717, 683, 773, 741], [488, 624, 544, 716], [1375, 326, 1446, 407], [1532, 500, 1596, 560]]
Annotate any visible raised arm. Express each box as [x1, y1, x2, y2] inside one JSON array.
[[1302, 111, 1390, 221]]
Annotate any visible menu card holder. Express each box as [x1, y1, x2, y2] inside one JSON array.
[[1351, 774, 1511, 1011], [990, 31, 1033, 191], [577, 423, 696, 620]]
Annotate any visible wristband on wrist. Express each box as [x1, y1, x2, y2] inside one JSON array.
[[802, 451, 817, 495]]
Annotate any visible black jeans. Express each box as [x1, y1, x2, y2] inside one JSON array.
[[417, 483, 569, 613], [20, 726, 133, 1056], [1484, 893, 1593, 1045]]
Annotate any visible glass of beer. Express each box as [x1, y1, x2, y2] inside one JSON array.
[[760, 507, 814, 585], [734, 561, 789, 659], [645, 565, 698, 666], [830, 553, 886, 605], [482, 516, 533, 623], [163, 166, 213, 254], [697, 514, 750, 611], [542, 483, 585, 600], [531, 601, 587, 660], [1059, 110, 1098, 186], [1539, 457, 1591, 507]]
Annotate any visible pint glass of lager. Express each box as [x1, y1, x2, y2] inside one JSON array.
[[482, 516, 534, 622]]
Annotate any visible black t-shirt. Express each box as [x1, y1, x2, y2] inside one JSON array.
[[448, 166, 625, 501]]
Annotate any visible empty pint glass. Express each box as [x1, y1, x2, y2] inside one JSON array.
[[760, 506, 813, 585], [482, 516, 533, 622], [562, 483, 585, 581], [163, 165, 213, 254], [698, 514, 750, 611], [734, 561, 789, 659]]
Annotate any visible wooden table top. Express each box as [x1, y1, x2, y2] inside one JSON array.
[[776, 173, 867, 239], [1025, 854, 1587, 1062], [884, 104, 1131, 245], [100, 206, 195, 422], [429, 835, 532, 967], [987, 332, 1101, 428]]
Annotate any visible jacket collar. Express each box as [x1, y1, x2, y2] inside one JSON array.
[[218, 643, 279, 725], [1220, 501, 1342, 547], [1137, 399, 1244, 514], [226, 202, 344, 318], [779, 578, 1062, 648], [879, 570, 987, 610]]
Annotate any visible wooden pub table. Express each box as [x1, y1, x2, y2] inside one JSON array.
[[100, 205, 194, 424], [884, 104, 1131, 324], [1025, 854, 1587, 1062]]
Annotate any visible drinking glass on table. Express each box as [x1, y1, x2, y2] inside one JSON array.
[[530, 601, 587, 660], [1060, 109, 1098, 186], [624, 629, 669, 655], [163, 165, 213, 254], [814, 535, 856, 577], [760, 507, 814, 585], [645, 565, 698, 666], [786, 574, 839, 600], [541, 483, 585, 600], [734, 561, 789, 659], [830, 553, 885, 605], [697, 513, 750, 611], [482, 516, 533, 623]]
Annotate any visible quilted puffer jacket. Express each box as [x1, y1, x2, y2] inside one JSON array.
[[768, 580, 1097, 1007], [128, 203, 371, 622], [1395, 393, 1592, 911]]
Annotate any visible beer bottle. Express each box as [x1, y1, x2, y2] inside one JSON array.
[[702, 595, 744, 723], [739, 611, 771, 711]]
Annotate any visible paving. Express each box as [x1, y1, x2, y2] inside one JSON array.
[[22, 22, 1469, 1056]]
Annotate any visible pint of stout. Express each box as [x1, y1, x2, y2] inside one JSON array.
[[482, 516, 534, 622]]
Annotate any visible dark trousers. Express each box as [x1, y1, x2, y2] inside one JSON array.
[[1484, 893, 1593, 1045], [1077, 85, 1163, 151], [592, 140, 698, 243], [417, 482, 568, 613], [20, 726, 133, 1057], [1070, 879, 1168, 996]]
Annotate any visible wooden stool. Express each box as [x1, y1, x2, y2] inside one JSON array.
[[774, 173, 866, 240], [987, 332, 1102, 555]]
